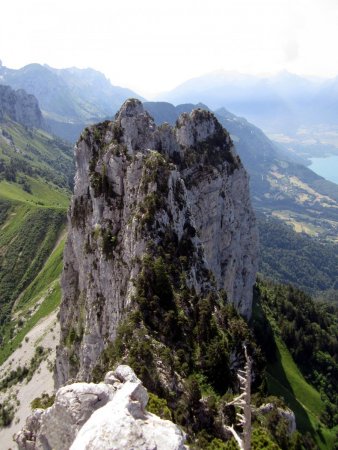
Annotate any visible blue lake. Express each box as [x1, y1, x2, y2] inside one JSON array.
[[309, 155, 338, 185]]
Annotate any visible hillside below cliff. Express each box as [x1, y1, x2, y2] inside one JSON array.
[[0, 87, 73, 447]]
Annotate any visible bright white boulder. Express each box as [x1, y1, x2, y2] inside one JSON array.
[[15, 365, 188, 450]]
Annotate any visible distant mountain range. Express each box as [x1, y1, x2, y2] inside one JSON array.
[[2, 64, 338, 156], [0, 63, 143, 141], [157, 70, 338, 137]]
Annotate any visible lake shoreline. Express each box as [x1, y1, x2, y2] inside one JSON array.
[[309, 155, 338, 185]]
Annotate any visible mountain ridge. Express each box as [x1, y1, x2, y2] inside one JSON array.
[[0, 63, 145, 141]]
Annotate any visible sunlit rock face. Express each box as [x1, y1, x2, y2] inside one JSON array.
[[0, 85, 44, 128]]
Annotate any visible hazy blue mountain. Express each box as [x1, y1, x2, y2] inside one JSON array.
[[0, 63, 144, 141], [158, 70, 335, 134], [312, 75, 338, 122]]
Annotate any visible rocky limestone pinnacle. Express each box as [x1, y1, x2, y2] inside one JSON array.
[[54, 98, 258, 388]]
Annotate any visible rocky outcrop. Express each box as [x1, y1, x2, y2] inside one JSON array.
[[15, 365, 187, 450], [258, 403, 296, 435], [0, 84, 43, 128], [55, 99, 258, 387]]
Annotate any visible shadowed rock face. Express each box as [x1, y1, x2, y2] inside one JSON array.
[[55, 99, 258, 387], [0, 85, 44, 128], [15, 365, 188, 450]]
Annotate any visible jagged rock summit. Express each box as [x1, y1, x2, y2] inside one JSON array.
[[0, 84, 44, 128], [55, 99, 258, 388], [16, 365, 188, 450]]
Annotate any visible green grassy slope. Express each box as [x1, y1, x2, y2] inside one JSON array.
[[0, 186, 68, 363], [0, 198, 66, 325], [0, 119, 72, 363], [267, 338, 336, 449], [0, 119, 74, 191], [254, 281, 338, 449], [0, 178, 69, 207], [15, 234, 65, 312]]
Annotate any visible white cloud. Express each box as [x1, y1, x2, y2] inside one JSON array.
[[284, 40, 299, 63], [0, 0, 337, 96]]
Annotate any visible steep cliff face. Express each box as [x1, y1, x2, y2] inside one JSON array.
[[0, 85, 44, 128], [55, 99, 258, 389]]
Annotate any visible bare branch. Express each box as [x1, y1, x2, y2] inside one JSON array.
[[222, 344, 252, 450], [224, 425, 244, 450]]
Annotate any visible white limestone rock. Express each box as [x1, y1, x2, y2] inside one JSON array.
[[15, 409, 44, 450], [15, 366, 187, 450], [259, 403, 297, 435], [71, 373, 186, 450]]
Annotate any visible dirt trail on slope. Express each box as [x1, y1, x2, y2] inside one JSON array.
[[0, 310, 60, 449]]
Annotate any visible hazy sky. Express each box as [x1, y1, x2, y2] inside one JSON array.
[[1, 0, 337, 96]]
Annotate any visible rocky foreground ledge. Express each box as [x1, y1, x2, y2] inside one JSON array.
[[15, 365, 188, 450]]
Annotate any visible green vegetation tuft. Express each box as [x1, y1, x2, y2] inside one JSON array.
[[0, 400, 15, 427], [147, 392, 172, 420], [31, 393, 55, 410]]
